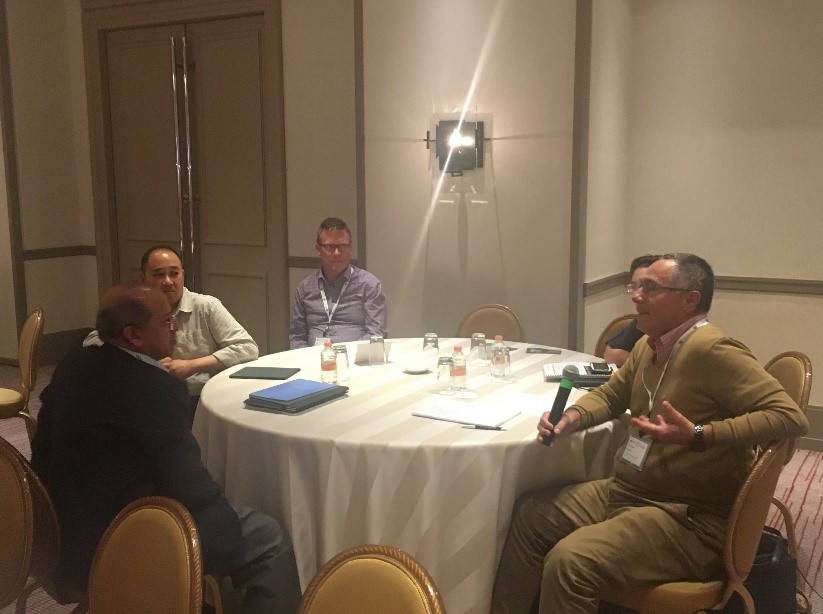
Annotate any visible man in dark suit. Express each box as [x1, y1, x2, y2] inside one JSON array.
[[31, 284, 301, 613]]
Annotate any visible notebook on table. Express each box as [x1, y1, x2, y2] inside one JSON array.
[[230, 367, 301, 380], [245, 378, 349, 414]]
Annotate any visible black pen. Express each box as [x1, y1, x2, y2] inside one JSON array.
[[462, 424, 504, 431]]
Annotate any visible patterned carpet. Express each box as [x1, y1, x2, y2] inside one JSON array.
[[1, 363, 821, 612]]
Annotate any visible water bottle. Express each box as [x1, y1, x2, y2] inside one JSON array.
[[490, 335, 511, 382], [320, 340, 337, 383], [450, 345, 467, 391]]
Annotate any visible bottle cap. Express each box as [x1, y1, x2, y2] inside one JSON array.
[[495, 335, 503, 341], [324, 340, 332, 347], [454, 345, 462, 351]]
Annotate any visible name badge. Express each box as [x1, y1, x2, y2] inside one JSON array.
[[621, 434, 652, 470]]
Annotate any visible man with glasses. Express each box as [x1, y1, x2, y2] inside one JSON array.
[[602, 254, 659, 367], [491, 253, 808, 614], [33, 284, 302, 612], [289, 217, 387, 348], [85, 245, 258, 425]]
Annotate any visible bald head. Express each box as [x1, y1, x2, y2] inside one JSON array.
[[96, 284, 176, 360]]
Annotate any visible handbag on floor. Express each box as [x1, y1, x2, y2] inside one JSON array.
[[723, 526, 801, 614]]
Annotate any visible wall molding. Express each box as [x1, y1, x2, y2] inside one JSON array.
[[584, 273, 823, 298], [23, 246, 97, 260], [288, 256, 360, 270]]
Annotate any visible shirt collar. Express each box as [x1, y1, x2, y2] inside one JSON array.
[[320, 265, 353, 286], [648, 314, 706, 362], [175, 286, 193, 315], [112, 344, 169, 371]]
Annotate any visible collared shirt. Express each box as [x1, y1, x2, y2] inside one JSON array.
[[648, 314, 706, 362], [84, 287, 258, 396], [289, 265, 388, 349], [114, 344, 168, 371]]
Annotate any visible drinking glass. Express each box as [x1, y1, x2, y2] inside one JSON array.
[[333, 344, 349, 381], [470, 332, 488, 365], [369, 335, 387, 367], [423, 333, 439, 369]]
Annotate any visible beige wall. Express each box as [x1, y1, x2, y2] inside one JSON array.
[[363, 0, 577, 344], [583, 0, 823, 406]]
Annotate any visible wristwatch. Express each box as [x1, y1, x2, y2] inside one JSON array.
[[692, 424, 706, 451]]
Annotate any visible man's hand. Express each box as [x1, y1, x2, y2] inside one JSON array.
[[537, 408, 581, 445], [631, 400, 702, 445]]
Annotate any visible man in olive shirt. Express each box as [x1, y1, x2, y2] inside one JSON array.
[[491, 253, 808, 614]]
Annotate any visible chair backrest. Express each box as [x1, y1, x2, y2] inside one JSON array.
[[87, 496, 202, 614], [722, 441, 789, 601], [593, 313, 636, 359], [456, 304, 525, 342], [299, 544, 445, 614], [18, 308, 45, 393], [0, 436, 34, 609], [764, 351, 812, 462]]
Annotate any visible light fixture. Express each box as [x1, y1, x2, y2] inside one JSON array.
[[426, 120, 485, 176]]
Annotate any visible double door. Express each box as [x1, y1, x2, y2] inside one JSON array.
[[103, 14, 287, 352]]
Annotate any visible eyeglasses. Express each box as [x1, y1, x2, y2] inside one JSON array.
[[318, 243, 351, 254], [626, 281, 691, 296]]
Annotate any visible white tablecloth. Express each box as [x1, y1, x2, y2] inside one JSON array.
[[193, 338, 627, 613]]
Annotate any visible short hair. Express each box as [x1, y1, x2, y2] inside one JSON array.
[[140, 245, 183, 273], [660, 252, 715, 313], [629, 254, 659, 276], [316, 217, 351, 244], [95, 284, 154, 342]]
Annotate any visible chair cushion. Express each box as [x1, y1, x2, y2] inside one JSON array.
[[608, 579, 724, 613], [0, 387, 25, 416]]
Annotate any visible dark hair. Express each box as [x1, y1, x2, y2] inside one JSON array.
[[96, 285, 154, 342], [660, 252, 715, 313], [629, 254, 659, 276], [140, 245, 183, 273], [316, 217, 351, 244]]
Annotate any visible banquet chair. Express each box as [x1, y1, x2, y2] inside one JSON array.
[[602, 439, 789, 614], [0, 435, 35, 610], [763, 350, 812, 590], [593, 313, 635, 359], [457, 303, 525, 342], [86, 496, 204, 614], [298, 544, 445, 614], [0, 308, 45, 442]]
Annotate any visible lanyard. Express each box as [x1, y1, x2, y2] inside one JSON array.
[[641, 318, 708, 416], [319, 267, 352, 327]]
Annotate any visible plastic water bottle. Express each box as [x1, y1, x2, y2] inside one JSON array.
[[320, 341, 337, 383], [490, 335, 511, 382], [450, 345, 467, 391]]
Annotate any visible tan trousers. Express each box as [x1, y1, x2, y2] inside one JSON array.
[[490, 478, 726, 614]]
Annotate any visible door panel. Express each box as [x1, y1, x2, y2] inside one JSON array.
[[104, 15, 288, 353]]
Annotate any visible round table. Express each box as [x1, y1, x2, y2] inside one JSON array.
[[193, 338, 627, 613]]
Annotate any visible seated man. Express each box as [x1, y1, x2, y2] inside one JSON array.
[[86, 245, 258, 423], [32, 284, 301, 613], [602, 253, 658, 367], [289, 217, 387, 348], [491, 253, 808, 614]]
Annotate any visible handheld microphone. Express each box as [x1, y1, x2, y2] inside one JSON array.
[[542, 365, 579, 446]]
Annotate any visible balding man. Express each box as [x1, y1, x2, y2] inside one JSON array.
[[33, 284, 301, 613], [491, 253, 808, 614]]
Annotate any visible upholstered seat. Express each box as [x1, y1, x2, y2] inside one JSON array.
[[603, 440, 790, 613], [299, 544, 444, 614], [86, 496, 203, 614], [456, 304, 525, 342], [593, 313, 635, 359], [0, 309, 45, 442]]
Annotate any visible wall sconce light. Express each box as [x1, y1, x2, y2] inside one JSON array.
[[426, 120, 485, 176]]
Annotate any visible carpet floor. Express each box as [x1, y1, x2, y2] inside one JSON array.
[[1, 363, 821, 612]]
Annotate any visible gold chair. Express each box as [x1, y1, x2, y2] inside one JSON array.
[[593, 313, 635, 359], [86, 496, 203, 614], [603, 440, 790, 614], [299, 544, 445, 614], [0, 435, 34, 609], [0, 308, 45, 442], [456, 304, 525, 342], [763, 350, 812, 591]]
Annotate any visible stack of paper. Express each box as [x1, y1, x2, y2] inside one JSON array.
[[245, 378, 348, 414], [413, 398, 521, 429]]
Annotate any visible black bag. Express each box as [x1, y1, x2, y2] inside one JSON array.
[[723, 526, 797, 613]]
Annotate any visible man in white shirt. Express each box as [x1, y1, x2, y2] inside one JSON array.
[[85, 245, 258, 423]]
